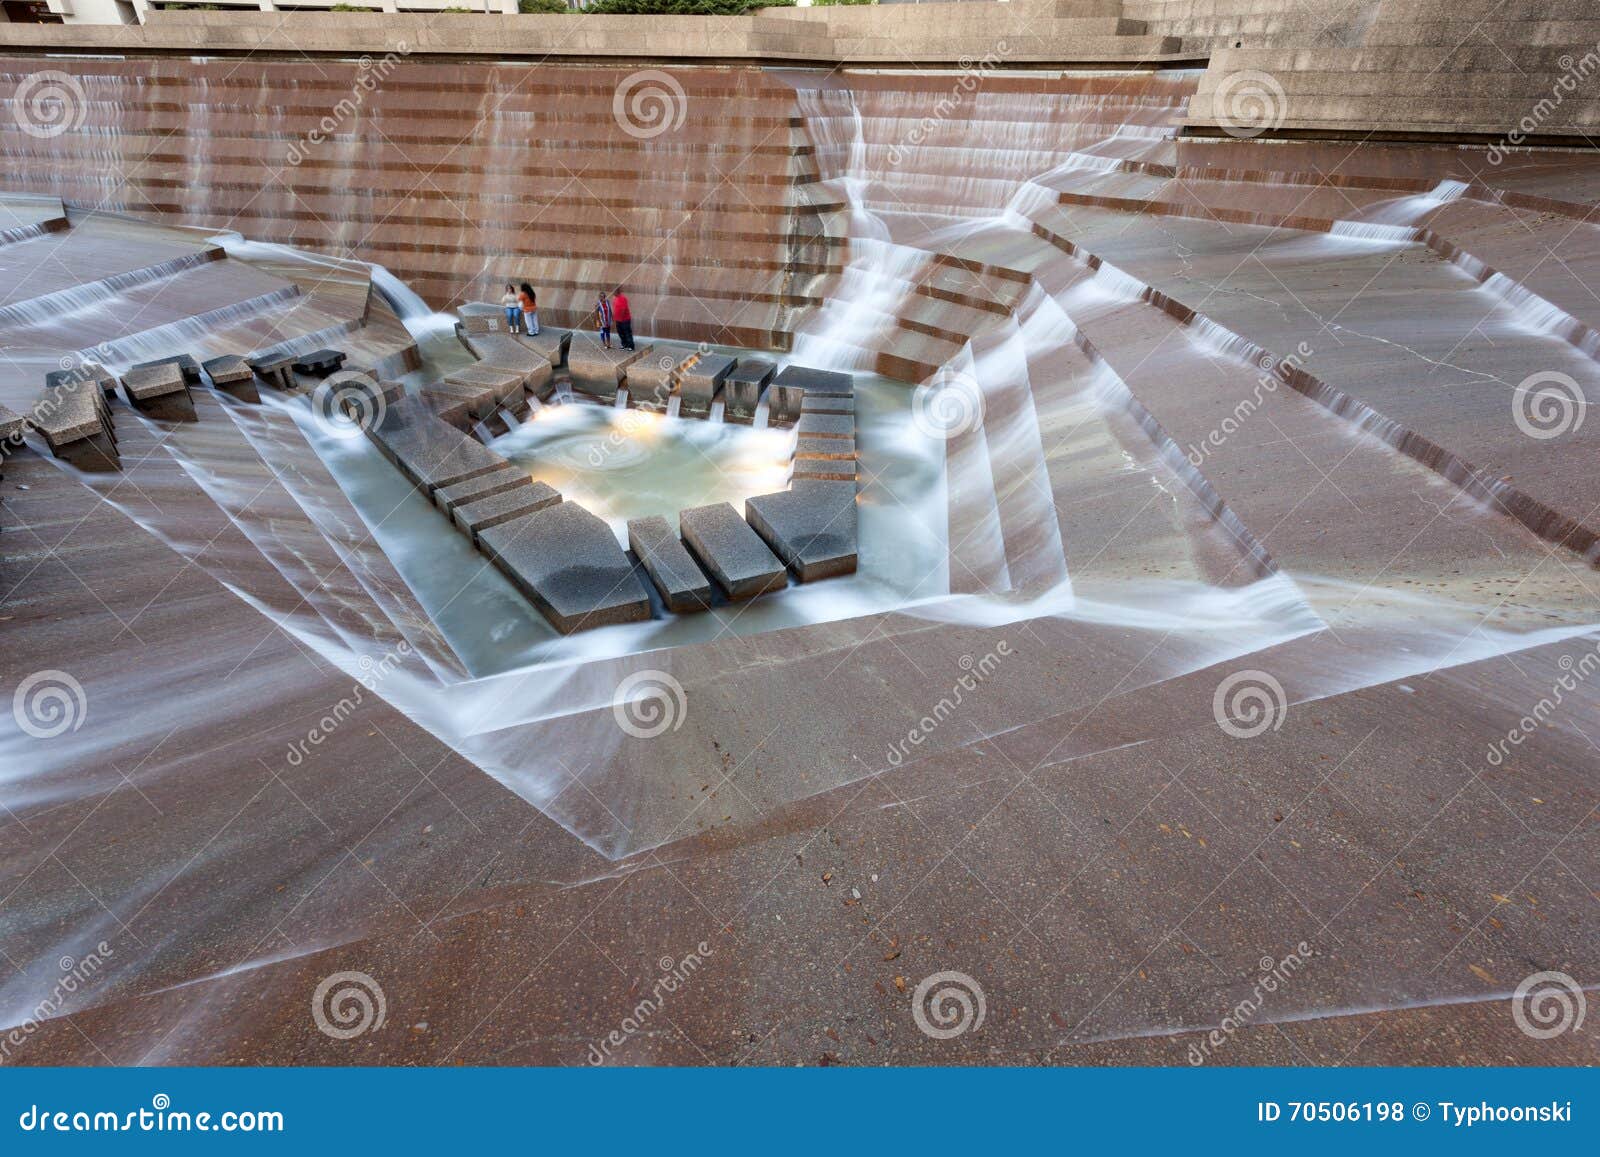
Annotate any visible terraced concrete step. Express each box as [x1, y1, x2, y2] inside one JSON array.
[[680, 502, 787, 601], [627, 515, 713, 613], [478, 501, 651, 635]]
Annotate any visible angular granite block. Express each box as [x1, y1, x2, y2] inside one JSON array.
[[200, 354, 261, 402], [795, 436, 855, 460], [46, 363, 117, 398], [800, 391, 854, 416], [624, 350, 691, 413], [679, 501, 786, 600], [293, 348, 346, 376], [479, 502, 650, 634], [132, 354, 201, 386], [464, 332, 555, 400], [746, 480, 858, 582], [796, 412, 854, 440], [522, 328, 571, 368], [766, 384, 804, 427], [567, 340, 648, 403], [722, 358, 775, 424], [791, 459, 858, 483], [772, 365, 853, 397], [371, 396, 508, 491], [628, 515, 712, 613], [121, 363, 196, 422], [453, 480, 561, 543], [433, 464, 530, 514], [248, 352, 299, 391], [677, 353, 736, 419]]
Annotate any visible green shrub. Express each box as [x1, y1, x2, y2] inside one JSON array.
[[519, 0, 571, 11], [812, 0, 875, 6]]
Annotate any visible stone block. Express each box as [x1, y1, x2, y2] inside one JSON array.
[[801, 392, 854, 416], [624, 350, 691, 413], [679, 501, 787, 600], [796, 412, 854, 440], [766, 384, 804, 427], [792, 459, 858, 483], [421, 380, 498, 428], [464, 332, 555, 400], [46, 363, 117, 398], [248, 352, 299, 391], [522, 328, 571, 367], [678, 353, 737, 419], [453, 480, 561, 543], [723, 357, 776, 424], [795, 436, 855, 460], [371, 395, 509, 491], [121, 362, 197, 422], [568, 340, 649, 402], [772, 364, 854, 397], [746, 480, 858, 582], [293, 348, 347, 376], [479, 501, 651, 635], [0, 403, 23, 444], [200, 354, 260, 402], [628, 515, 712, 613], [132, 354, 202, 386], [433, 463, 530, 514]]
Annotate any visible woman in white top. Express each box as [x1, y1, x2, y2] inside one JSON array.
[[500, 283, 521, 334]]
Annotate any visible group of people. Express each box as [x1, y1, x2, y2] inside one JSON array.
[[500, 283, 634, 352]]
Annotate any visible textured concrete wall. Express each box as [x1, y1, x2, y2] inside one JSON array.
[[0, 55, 831, 343]]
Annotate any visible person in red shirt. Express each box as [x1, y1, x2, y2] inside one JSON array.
[[610, 288, 634, 351]]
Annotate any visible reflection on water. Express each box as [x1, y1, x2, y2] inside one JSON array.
[[489, 404, 792, 545]]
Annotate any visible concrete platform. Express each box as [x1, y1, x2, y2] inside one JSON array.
[[567, 340, 649, 402], [521, 328, 571, 368], [370, 395, 509, 492], [452, 480, 562, 544], [120, 362, 197, 422], [772, 364, 853, 397], [623, 351, 691, 413], [677, 353, 738, 419], [745, 480, 859, 581], [478, 501, 651, 634], [432, 464, 530, 515], [628, 514, 713, 613], [722, 357, 776, 424], [679, 501, 788, 600]]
